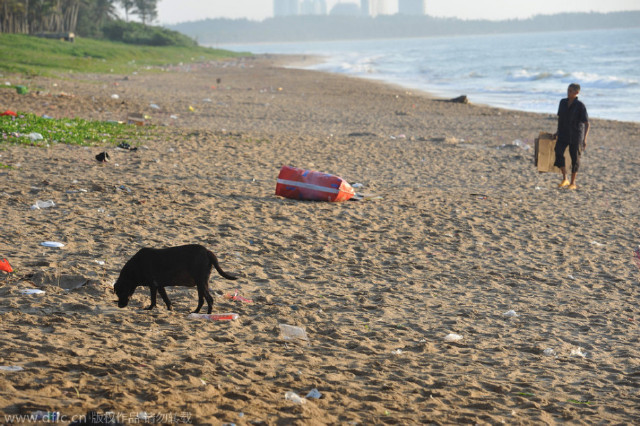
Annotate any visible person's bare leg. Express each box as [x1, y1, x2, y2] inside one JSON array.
[[569, 172, 578, 189], [559, 167, 570, 187]]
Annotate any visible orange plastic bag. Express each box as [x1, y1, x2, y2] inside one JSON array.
[[275, 165, 354, 202], [0, 258, 13, 273]]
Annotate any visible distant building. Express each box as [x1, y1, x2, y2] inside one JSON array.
[[274, 0, 300, 17], [361, 0, 392, 17], [300, 0, 327, 15], [330, 2, 360, 16], [398, 0, 426, 15]]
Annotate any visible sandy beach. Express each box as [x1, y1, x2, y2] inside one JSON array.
[[1, 55, 640, 424]]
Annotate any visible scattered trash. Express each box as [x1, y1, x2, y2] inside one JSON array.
[[188, 105, 195, 112], [15, 85, 28, 95], [224, 289, 253, 303], [285, 391, 306, 404], [40, 241, 64, 248], [1, 110, 17, 117], [351, 182, 364, 189], [31, 200, 55, 210], [503, 310, 519, 317], [189, 313, 239, 321], [26, 132, 43, 142], [95, 152, 110, 162], [590, 241, 603, 247], [275, 165, 355, 202], [543, 348, 556, 357], [444, 333, 463, 343], [391, 349, 403, 355], [499, 139, 530, 150], [568, 399, 594, 405], [117, 142, 138, 151], [570, 347, 587, 358], [279, 323, 309, 341], [111, 94, 119, 99], [306, 388, 322, 399], [351, 193, 383, 201], [0, 366, 24, 372], [1, 258, 14, 273], [127, 113, 145, 126], [20, 289, 45, 295], [633, 245, 640, 268], [149, 103, 160, 110]]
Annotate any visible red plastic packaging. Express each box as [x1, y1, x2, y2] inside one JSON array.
[[275, 165, 355, 202], [0, 259, 13, 273]]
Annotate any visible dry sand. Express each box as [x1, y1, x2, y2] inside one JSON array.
[[1, 55, 640, 424]]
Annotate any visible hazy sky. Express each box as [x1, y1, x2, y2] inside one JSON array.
[[154, 0, 640, 24]]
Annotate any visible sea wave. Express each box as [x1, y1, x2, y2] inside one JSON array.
[[508, 69, 638, 89]]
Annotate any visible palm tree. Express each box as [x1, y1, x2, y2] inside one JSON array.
[[133, 0, 156, 25], [119, 0, 133, 21]]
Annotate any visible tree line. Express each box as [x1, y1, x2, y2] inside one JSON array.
[[0, 0, 158, 36]]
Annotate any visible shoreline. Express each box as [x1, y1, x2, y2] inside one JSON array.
[[1, 56, 640, 423]]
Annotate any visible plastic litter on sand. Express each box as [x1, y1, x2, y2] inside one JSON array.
[[279, 324, 309, 341], [189, 313, 239, 321], [543, 348, 556, 356], [503, 310, 519, 317], [570, 347, 587, 358], [224, 289, 253, 303], [41, 241, 64, 248], [0, 366, 24, 372], [20, 289, 45, 295], [306, 388, 322, 399], [285, 391, 306, 404], [444, 333, 463, 343], [31, 200, 55, 210]]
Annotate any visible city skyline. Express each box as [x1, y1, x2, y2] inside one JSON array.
[[155, 0, 640, 24], [274, 0, 424, 17]]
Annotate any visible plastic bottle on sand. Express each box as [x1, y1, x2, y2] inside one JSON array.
[[189, 313, 239, 321]]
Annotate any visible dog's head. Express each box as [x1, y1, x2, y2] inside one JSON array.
[[113, 278, 136, 308]]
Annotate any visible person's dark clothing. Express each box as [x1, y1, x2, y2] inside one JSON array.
[[555, 97, 588, 173]]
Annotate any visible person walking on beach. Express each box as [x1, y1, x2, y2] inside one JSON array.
[[555, 83, 590, 190]]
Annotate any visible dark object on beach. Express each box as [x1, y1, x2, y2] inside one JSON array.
[[449, 95, 469, 104], [69, 411, 123, 425], [95, 152, 110, 162], [348, 132, 378, 138], [216, 78, 222, 85], [114, 244, 238, 314], [117, 142, 138, 151]]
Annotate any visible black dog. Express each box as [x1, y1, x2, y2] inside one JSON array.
[[114, 244, 237, 313]]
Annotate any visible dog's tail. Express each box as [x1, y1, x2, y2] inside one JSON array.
[[208, 250, 238, 280]]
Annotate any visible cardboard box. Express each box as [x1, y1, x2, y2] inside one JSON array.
[[534, 132, 571, 173]]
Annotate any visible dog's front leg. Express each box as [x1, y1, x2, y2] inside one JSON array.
[[158, 286, 172, 311], [145, 285, 158, 310]]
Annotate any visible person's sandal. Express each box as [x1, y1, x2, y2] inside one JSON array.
[[568, 184, 577, 190], [558, 180, 570, 188]]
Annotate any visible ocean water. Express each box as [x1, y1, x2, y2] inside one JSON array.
[[220, 28, 640, 123]]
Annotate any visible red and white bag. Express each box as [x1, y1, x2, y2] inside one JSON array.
[[275, 165, 355, 202]]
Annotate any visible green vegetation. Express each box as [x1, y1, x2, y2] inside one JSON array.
[[101, 21, 196, 47], [1, 112, 148, 147], [0, 33, 246, 75]]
